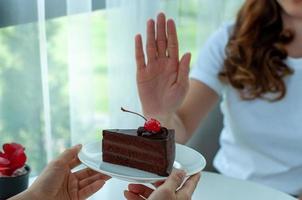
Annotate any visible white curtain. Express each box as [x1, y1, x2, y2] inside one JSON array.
[[66, 0, 95, 148], [0, 0, 244, 178]]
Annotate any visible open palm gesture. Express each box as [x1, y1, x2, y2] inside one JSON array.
[[135, 13, 191, 119]]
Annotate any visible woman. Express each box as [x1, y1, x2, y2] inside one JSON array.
[[134, 0, 302, 196]]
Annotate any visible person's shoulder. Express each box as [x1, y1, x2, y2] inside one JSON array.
[[191, 22, 235, 96], [210, 21, 235, 43], [222, 21, 235, 36], [201, 21, 235, 58]]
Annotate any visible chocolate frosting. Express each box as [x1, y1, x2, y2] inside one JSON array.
[[137, 127, 168, 139]]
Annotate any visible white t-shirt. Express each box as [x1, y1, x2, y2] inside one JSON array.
[[190, 23, 302, 195]]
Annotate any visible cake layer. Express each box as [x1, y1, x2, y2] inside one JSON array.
[[103, 141, 166, 165], [103, 130, 167, 154], [102, 129, 175, 176], [103, 152, 169, 176]]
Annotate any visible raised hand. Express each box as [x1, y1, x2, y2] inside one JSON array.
[[135, 13, 191, 120]]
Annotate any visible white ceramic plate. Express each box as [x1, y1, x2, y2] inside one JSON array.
[[78, 141, 206, 183]]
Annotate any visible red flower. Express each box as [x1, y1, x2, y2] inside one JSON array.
[[0, 143, 27, 176]]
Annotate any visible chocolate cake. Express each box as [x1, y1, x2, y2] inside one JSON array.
[[102, 127, 175, 176]]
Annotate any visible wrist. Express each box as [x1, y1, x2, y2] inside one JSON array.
[[8, 189, 38, 200], [143, 112, 174, 128]]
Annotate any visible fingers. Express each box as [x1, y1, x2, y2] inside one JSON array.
[[177, 173, 201, 198], [124, 190, 145, 200], [156, 13, 167, 58], [128, 184, 154, 198], [68, 175, 80, 200], [75, 168, 111, 181], [135, 34, 146, 71], [162, 169, 186, 192], [57, 144, 82, 165], [75, 168, 98, 179], [136, 13, 179, 65], [78, 180, 105, 200], [177, 52, 191, 84], [79, 173, 111, 189], [69, 156, 81, 169], [73, 168, 111, 200], [167, 19, 179, 60], [146, 19, 157, 63]]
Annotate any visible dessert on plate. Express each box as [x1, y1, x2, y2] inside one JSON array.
[[102, 107, 175, 176]]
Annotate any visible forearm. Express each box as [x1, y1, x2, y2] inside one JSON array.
[[142, 81, 219, 144], [8, 190, 37, 200], [170, 113, 191, 144], [155, 112, 190, 144], [163, 86, 219, 144]]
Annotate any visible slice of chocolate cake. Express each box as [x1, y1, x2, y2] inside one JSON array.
[[102, 127, 175, 176]]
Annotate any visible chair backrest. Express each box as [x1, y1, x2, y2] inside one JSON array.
[[186, 102, 223, 172]]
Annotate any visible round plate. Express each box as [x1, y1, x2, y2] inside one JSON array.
[[78, 141, 206, 183]]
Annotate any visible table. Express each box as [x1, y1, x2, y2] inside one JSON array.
[[86, 171, 297, 200]]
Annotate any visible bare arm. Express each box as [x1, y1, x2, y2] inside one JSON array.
[[162, 80, 219, 144], [136, 13, 219, 144], [8, 191, 36, 200]]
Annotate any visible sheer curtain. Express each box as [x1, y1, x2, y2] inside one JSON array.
[[0, 0, 243, 177]]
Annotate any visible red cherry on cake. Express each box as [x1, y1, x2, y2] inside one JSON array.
[[144, 118, 161, 132], [121, 107, 161, 133]]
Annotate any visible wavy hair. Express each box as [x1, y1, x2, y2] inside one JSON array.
[[219, 0, 294, 101]]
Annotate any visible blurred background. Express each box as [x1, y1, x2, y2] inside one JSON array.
[[0, 0, 243, 176]]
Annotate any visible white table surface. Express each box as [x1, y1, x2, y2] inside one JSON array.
[[83, 171, 297, 200]]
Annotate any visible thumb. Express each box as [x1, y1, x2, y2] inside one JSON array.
[[162, 169, 186, 192], [177, 53, 191, 84], [57, 144, 82, 163]]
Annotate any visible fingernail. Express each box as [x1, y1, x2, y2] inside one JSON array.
[[167, 19, 174, 23], [75, 144, 82, 149]]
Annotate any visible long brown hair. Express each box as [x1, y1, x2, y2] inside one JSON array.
[[219, 0, 294, 101]]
